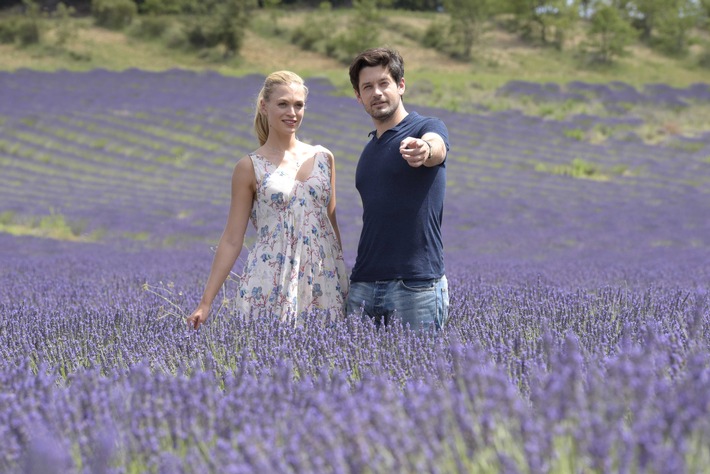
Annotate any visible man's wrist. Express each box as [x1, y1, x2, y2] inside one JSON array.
[[423, 140, 432, 162]]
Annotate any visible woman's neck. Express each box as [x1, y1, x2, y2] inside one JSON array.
[[258, 136, 305, 164]]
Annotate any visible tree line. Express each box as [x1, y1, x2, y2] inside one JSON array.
[[2, 0, 709, 67]]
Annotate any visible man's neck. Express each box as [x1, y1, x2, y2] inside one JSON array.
[[374, 106, 408, 138]]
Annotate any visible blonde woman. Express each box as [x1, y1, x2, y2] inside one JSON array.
[[187, 71, 348, 328]]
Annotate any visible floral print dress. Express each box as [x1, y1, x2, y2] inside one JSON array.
[[236, 148, 348, 324]]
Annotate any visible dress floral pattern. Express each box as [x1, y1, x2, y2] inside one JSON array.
[[236, 148, 348, 324]]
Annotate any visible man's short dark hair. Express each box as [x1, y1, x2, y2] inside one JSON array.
[[349, 47, 405, 92]]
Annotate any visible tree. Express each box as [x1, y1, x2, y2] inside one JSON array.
[[630, 0, 667, 41], [392, 0, 439, 9], [582, 3, 636, 63], [329, 0, 380, 63], [442, 0, 490, 60], [180, 0, 257, 56], [500, 0, 577, 48], [652, 0, 701, 56]]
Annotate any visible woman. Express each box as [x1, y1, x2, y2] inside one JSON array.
[[187, 71, 348, 328]]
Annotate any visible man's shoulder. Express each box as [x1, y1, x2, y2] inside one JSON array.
[[407, 111, 445, 127], [407, 112, 448, 138]]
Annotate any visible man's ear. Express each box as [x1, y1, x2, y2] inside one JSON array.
[[354, 89, 363, 104]]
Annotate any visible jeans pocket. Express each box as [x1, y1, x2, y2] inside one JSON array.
[[438, 282, 449, 329], [400, 279, 435, 291]]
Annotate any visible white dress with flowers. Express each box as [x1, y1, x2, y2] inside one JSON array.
[[236, 148, 348, 323]]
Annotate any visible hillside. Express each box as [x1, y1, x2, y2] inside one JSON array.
[[1, 9, 709, 105]]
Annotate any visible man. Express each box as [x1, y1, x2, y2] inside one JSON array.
[[346, 47, 450, 331]]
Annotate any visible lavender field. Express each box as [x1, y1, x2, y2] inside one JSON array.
[[1, 69, 709, 473]]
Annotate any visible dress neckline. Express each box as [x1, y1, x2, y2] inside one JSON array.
[[251, 149, 324, 184]]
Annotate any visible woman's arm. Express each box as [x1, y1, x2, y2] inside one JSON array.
[[187, 156, 256, 329], [324, 148, 342, 249]]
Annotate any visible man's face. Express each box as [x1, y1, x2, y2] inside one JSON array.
[[355, 65, 405, 122]]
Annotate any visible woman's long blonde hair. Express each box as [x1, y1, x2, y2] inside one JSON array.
[[254, 71, 308, 146]]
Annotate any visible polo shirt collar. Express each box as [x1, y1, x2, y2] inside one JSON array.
[[367, 112, 418, 139]]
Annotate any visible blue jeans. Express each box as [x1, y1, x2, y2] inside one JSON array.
[[346, 275, 449, 331]]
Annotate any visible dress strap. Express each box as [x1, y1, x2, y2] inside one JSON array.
[[248, 153, 268, 182]]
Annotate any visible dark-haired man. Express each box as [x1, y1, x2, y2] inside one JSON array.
[[346, 47, 450, 331]]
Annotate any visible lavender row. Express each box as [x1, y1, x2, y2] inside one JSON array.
[[2, 70, 708, 268], [1, 242, 709, 472], [496, 79, 710, 110]]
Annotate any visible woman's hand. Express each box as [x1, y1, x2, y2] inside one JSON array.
[[186, 304, 210, 330]]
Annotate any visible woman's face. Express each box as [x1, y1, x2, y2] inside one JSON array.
[[261, 82, 306, 136]]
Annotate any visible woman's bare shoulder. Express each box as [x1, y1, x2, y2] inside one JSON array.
[[311, 144, 335, 161], [232, 153, 257, 184]]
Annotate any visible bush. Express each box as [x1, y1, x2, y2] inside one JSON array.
[[14, 17, 41, 45], [140, 0, 185, 14], [421, 19, 447, 49], [178, 0, 255, 56], [128, 15, 173, 39], [0, 0, 45, 46], [53, 2, 77, 46], [0, 19, 18, 44], [288, 3, 332, 54], [91, 0, 137, 30], [699, 47, 710, 69], [291, 22, 328, 51], [183, 20, 221, 49], [579, 4, 636, 65]]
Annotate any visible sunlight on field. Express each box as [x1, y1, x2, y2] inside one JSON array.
[[0, 8, 709, 471]]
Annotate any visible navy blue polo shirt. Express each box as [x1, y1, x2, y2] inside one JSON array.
[[350, 112, 450, 282]]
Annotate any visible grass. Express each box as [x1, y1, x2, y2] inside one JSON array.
[[0, 210, 103, 241]]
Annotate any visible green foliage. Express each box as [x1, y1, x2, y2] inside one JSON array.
[[534, 158, 620, 181], [0, 211, 15, 226], [699, 42, 710, 69], [127, 15, 176, 39], [701, 0, 710, 27], [391, 0, 439, 9], [441, 0, 491, 60], [326, 0, 381, 64], [421, 17, 448, 49], [0, 18, 17, 44], [128, 15, 174, 39], [0, 211, 93, 241], [252, 0, 284, 35], [3, 0, 45, 46], [563, 128, 585, 141], [91, 0, 138, 30], [178, 0, 256, 56], [651, 0, 699, 56], [140, 0, 187, 15], [498, 0, 575, 49], [580, 4, 637, 65], [629, 0, 666, 41], [291, 11, 330, 52], [324, 0, 390, 64], [53, 2, 77, 46]]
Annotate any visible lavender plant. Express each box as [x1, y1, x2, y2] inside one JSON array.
[[1, 70, 709, 473]]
